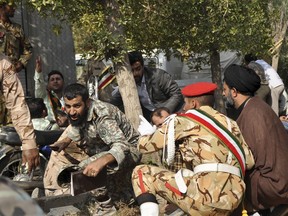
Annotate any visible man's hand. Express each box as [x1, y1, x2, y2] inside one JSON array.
[[138, 115, 156, 136], [22, 148, 40, 174], [83, 154, 115, 177], [35, 56, 42, 73], [15, 61, 24, 73], [280, 115, 288, 122], [50, 137, 71, 152]]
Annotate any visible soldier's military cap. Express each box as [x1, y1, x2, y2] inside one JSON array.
[[182, 82, 217, 97]]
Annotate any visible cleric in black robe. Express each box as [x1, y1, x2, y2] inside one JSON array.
[[223, 64, 288, 212]]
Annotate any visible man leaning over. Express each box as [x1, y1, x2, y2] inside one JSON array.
[[132, 82, 254, 215]]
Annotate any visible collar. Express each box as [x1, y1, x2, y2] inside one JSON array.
[[87, 99, 95, 121], [198, 105, 217, 114], [237, 97, 252, 114]]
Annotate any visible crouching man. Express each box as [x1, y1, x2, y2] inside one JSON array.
[[132, 82, 255, 215], [43, 83, 141, 215]]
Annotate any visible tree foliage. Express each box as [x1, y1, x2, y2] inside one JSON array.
[[24, 0, 274, 114], [26, 0, 272, 61]]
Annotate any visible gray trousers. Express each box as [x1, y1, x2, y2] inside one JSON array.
[[268, 84, 284, 115]]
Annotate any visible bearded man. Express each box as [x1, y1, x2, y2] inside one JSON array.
[[43, 83, 141, 215], [223, 64, 288, 214]]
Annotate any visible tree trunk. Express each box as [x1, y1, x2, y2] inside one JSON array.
[[271, 2, 288, 71], [105, 0, 142, 129], [272, 52, 280, 71], [210, 50, 226, 114], [115, 56, 143, 129]]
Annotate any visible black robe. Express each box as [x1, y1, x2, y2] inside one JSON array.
[[237, 97, 288, 210]]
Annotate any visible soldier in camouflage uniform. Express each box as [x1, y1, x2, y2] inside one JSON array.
[[0, 53, 39, 173], [132, 82, 255, 216], [0, 1, 32, 71], [0, 176, 44, 215], [0, 1, 32, 125], [43, 83, 141, 214]]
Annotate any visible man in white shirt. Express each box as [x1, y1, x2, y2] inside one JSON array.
[[256, 59, 284, 115], [34, 56, 67, 127]]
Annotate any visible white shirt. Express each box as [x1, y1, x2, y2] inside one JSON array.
[[137, 76, 155, 111], [256, 59, 284, 88], [34, 71, 65, 122]]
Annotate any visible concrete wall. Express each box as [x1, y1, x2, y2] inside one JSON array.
[[12, 3, 76, 96]]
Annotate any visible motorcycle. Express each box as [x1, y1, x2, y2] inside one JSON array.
[[0, 126, 63, 193]]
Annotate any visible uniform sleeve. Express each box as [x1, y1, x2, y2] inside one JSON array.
[[234, 124, 255, 170], [67, 125, 82, 142], [18, 28, 32, 67], [97, 117, 130, 170], [2, 61, 37, 150], [138, 128, 166, 153]]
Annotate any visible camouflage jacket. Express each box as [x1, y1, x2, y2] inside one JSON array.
[[0, 21, 32, 67], [68, 99, 141, 170], [0, 54, 36, 150], [138, 106, 255, 172], [137, 106, 255, 210]]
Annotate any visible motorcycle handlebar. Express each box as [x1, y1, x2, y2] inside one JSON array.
[[0, 126, 64, 147]]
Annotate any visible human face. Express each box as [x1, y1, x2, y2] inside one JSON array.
[[64, 95, 87, 126], [182, 97, 196, 112], [2, 3, 15, 18], [151, 110, 170, 127], [131, 61, 144, 85], [222, 82, 235, 107], [48, 74, 64, 92]]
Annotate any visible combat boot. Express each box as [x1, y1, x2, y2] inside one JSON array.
[[93, 197, 117, 216]]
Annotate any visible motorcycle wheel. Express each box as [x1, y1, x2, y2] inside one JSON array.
[[0, 151, 47, 191]]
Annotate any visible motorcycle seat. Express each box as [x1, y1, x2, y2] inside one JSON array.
[[0, 126, 64, 146]]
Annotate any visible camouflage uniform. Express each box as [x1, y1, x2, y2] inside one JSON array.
[[0, 20, 32, 125], [132, 106, 255, 215], [0, 54, 37, 150], [44, 100, 141, 203], [0, 21, 32, 67], [0, 176, 44, 215]]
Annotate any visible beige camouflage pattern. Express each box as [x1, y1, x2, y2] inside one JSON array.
[[44, 100, 141, 203], [0, 21, 32, 66], [0, 20, 32, 125], [0, 90, 11, 125], [67, 100, 141, 169], [0, 176, 44, 215], [132, 106, 254, 215], [0, 54, 36, 150]]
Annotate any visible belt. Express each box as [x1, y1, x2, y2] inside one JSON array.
[[194, 163, 241, 178], [174, 163, 241, 194]]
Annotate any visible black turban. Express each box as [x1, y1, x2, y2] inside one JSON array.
[[224, 64, 261, 94]]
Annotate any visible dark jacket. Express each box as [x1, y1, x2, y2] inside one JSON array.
[[111, 67, 184, 115], [143, 67, 184, 113]]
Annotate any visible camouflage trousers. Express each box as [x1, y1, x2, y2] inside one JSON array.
[[0, 92, 12, 125], [132, 165, 242, 216], [44, 131, 137, 204]]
